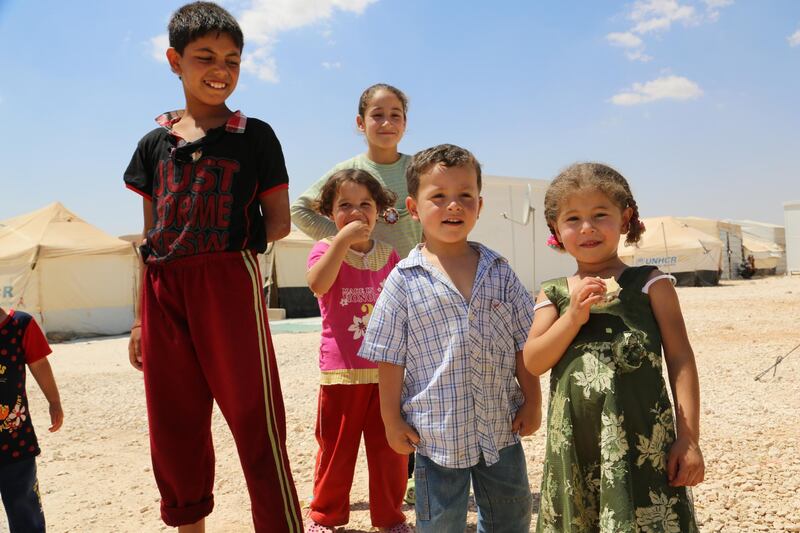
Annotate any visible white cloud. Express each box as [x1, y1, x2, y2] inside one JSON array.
[[610, 75, 703, 105], [238, 0, 377, 82], [630, 0, 697, 35], [609, 0, 732, 61], [789, 29, 800, 47], [321, 61, 341, 70], [606, 32, 643, 48], [150, 34, 169, 63], [625, 49, 653, 62], [148, 0, 378, 82]]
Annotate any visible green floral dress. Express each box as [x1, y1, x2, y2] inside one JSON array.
[[536, 266, 698, 533]]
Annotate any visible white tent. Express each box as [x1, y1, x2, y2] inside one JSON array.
[[618, 216, 723, 286], [785, 202, 800, 275], [728, 219, 786, 274], [261, 230, 318, 318], [470, 175, 575, 292], [742, 234, 784, 275], [677, 217, 744, 280], [0, 203, 138, 339]]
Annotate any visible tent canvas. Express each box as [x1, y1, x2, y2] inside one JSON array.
[[469, 175, 575, 292], [728, 219, 786, 274], [0, 203, 138, 339], [261, 230, 318, 318], [677, 217, 743, 280], [618, 216, 723, 286], [742, 233, 783, 274], [785, 202, 800, 275]]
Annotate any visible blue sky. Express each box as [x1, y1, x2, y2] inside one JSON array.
[[1, 0, 798, 236]]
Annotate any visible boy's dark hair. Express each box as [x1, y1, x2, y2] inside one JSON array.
[[358, 84, 409, 119], [406, 144, 482, 198], [168, 2, 244, 54], [313, 169, 397, 217], [544, 162, 644, 247]]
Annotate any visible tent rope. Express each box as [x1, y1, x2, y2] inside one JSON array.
[[754, 342, 800, 381]]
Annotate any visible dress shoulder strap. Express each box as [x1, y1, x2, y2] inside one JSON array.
[[622, 265, 660, 293]]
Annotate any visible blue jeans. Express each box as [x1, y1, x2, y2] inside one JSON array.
[[414, 442, 531, 533], [0, 457, 46, 533]]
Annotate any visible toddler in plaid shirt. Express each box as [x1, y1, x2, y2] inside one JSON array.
[[359, 144, 541, 532]]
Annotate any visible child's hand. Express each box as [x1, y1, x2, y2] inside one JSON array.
[[384, 418, 420, 455], [567, 277, 606, 326], [336, 219, 372, 246], [667, 437, 705, 487], [512, 400, 541, 437], [48, 401, 63, 432], [128, 326, 143, 371]]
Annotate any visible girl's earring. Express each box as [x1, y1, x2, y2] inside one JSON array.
[[383, 207, 399, 225]]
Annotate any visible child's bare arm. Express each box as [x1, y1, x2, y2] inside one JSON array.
[[649, 277, 704, 487], [259, 189, 292, 243], [129, 198, 153, 372], [377, 362, 419, 454], [512, 350, 542, 436], [523, 278, 606, 376], [28, 358, 63, 432], [306, 221, 372, 295]]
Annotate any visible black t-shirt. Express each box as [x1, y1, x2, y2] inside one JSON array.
[[0, 310, 51, 465], [124, 114, 288, 263]]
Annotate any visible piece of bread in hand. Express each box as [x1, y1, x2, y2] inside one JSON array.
[[593, 276, 622, 307]]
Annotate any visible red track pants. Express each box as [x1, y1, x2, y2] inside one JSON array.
[[141, 251, 302, 531], [310, 383, 408, 528]]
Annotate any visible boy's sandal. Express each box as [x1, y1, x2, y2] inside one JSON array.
[[403, 478, 416, 505], [380, 523, 415, 533], [305, 520, 336, 533]]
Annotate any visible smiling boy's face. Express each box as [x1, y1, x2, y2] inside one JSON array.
[[167, 32, 241, 108], [406, 164, 483, 246]]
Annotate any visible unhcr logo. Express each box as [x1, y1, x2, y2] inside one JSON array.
[[635, 257, 678, 266]]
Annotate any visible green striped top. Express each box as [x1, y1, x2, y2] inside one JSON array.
[[290, 153, 422, 258]]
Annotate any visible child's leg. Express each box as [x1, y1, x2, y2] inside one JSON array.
[[309, 384, 370, 526], [470, 442, 532, 533], [187, 251, 302, 533], [0, 458, 45, 533], [362, 383, 407, 528], [142, 266, 215, 527], [413, 454, 470, 533]]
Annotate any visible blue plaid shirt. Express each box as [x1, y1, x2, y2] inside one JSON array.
[[358, 243, 535, 467]]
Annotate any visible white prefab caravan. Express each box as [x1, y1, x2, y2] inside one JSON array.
[[785, 202, 800, 275], [470, 175, 574, 293], [677, 217, 744, 279]]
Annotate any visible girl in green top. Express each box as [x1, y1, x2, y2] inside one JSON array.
[[291, 84, 422, 258], [523, 163, 704, 532]]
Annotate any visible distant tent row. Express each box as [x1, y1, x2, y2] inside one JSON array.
[[618, 216, 723, 286], [0, 203, 138, 339]]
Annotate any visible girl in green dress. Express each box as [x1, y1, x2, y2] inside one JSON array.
[[523, 163, 704, 532]]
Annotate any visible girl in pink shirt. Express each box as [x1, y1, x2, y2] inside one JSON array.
[[305, 169, 411, 533]]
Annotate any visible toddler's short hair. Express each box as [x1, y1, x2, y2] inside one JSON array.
[[406, 144, 482, 198], [168, 1, 244, 54]]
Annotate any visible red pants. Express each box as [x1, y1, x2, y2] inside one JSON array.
[[141, 251, 302, 531], [310, 384, 408, 528]]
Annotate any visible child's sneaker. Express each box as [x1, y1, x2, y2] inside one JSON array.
[[403, 478, 415, 505], [380, 523, 415, 533], [305, 520, 336, 533]]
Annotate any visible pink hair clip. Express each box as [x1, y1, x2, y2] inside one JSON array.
[[546, 234, 562, 250]]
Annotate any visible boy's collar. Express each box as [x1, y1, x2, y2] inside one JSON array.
[[398, 242, 505, 270], [155, 110, 247, 134]]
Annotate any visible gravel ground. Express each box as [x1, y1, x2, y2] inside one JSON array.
[[22, 275, 800, 532]]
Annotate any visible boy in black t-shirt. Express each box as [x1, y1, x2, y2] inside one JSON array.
[[123, 3, 301, 531], [0, 307, 63, 533]]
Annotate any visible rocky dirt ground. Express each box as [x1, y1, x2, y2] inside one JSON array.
[[21, 276, 800, 532]]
